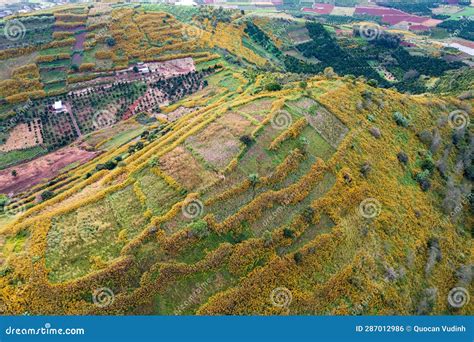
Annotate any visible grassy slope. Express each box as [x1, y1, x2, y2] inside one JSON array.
[[0, 5, 472, 317], [0, 73, 471, 316]]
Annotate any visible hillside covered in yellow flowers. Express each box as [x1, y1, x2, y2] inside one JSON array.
[[0, 3, 472, 316]]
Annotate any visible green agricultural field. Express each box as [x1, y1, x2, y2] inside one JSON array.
[[0, 146, 48, 170], [2, 229, 29, 254], [39, 46, 72, 56], [449, 6, 474, 19], [137, 169, 184, 218], [142, 4, 199, 22], [45, 185, 148, 283], [100, 126, 149, 151], [43, 80, 67, 93], [40, 69, 67, 83]]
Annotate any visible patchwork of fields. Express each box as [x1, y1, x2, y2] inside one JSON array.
[[0, 3, 472, 317]]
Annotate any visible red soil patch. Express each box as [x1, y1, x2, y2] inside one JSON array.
[[73, 32, 86, 51], [53, 25, 86, 32], [354, 6, 429, 25], [0, 145, 98, 196]]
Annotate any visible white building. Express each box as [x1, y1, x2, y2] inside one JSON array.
[[138, 66, 150, 74], [176, 0, 198, 6], [53, 101, 65, 113]]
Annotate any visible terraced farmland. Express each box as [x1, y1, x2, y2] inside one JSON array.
[[0, 3, 472, 318]]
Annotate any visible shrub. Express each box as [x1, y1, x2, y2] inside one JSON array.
[[265, 82, 282, 92], [369, 126, 381, 139], [148, 157, 159, 167], [40, 190, 55, 201], [105, 37, 116, 47], [465, 164, 474, 182], [367, 79, 378, 87], [397, 151, 408, 165], [53, 31, 74, 40], [415, 170, 431, 191], [294, 252, 303, 265], [302, 207, 314, 224], [239, 135, 254, 147], [296, 137, 308, 155], [415, 170, 430, 182], [95, 50, 113, 59], [421, 154, 435, 174], [393, 112, 410, 127], [0, 194, 9, 209], [104, 160, 117, 170], [190, 220, 210, 239], [418, 130, 433, 145], [451, 129, 465, 147], [361, 89, 372, 100], [441, 178, 461, 214], [283, 228, 294, 239], [416, 288, 437, 315], [419, 179, 431, 191], [36, 53, 70, 63], [360, 162, 371, 178]]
